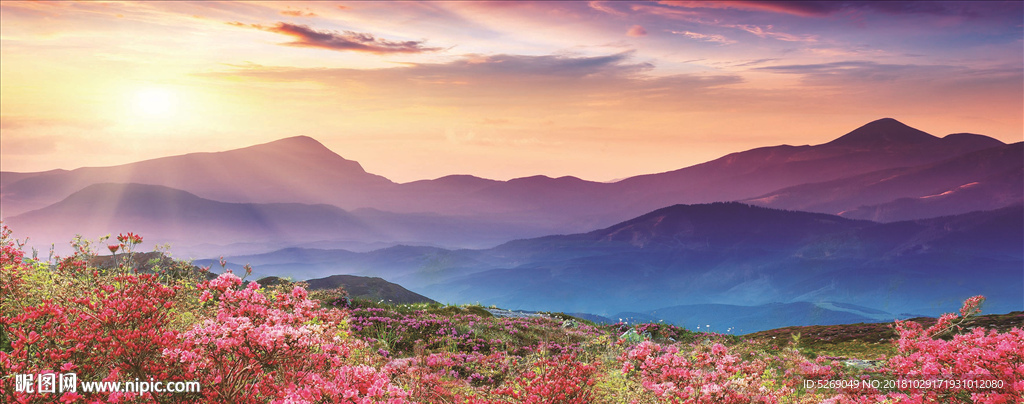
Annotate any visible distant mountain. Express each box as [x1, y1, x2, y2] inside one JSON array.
[[224, 203, 1022, 321], [86, 251, 218, 281], [744, 142, 1023, 220], [823, 117, 938, 148], [609, 118, 1008, 217], [5, 183, 564, 257], [258, 274, 436, 305], [0, 136, 392, 217], [413, 203, 1022, 319], [839, 167, 1023, 222], [614, 301, 887, 334], [3, 118, 1017, 252], [380, 118, 1009, 225], [5, 183, 380, 248], [208, 244, 494, 282]]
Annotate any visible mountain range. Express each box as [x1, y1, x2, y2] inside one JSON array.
[[213, 202, 1021, 330], [3, 118, 1019, 257], [2, 117, 1020, 331]]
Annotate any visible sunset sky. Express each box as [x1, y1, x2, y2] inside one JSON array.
[[2, 1, 1021, 182]]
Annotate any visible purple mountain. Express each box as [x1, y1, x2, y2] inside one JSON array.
[[2, 118, 1018, 252]]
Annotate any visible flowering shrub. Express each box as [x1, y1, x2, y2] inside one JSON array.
[[884, 295, 1023, 403], [621, 340, 786, 403], [1, 232, 186, 403], [164, 273, 410, 403], [2, 229, 1021, 404], [494, 352, 599, 404]]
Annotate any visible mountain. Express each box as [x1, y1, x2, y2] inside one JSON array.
[[4, 183, 566, 257], [5, 183, 380, 248], [257, 274, 436, 305], [608, 118, 1007, 217], [744, 142, 1024, 220], [3, 118, 1017, 252], [0, 136, 392, 217], [204, 243, 499, 284], [413, 203, 1022, 319], [838, 167, 1023, 222], [219, 202, 1021, 322], [823, 117, 938, 148], [614, 302, 886, 334], [381, 118, 1008, 225]]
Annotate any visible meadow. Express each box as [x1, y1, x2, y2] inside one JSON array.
[[2, 228, 1021, 403]]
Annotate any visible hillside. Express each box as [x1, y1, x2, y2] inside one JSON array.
[[744, 142, 1024, 220], [258, 274, 436, 305]]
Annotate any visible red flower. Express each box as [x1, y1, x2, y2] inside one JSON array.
[[116, 232, 143, 245]]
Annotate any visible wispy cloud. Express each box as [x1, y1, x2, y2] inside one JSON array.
[[227, 21, 442, 54], [757, 61, 1023, 92], [588, 1, 627, 16], [280, 8, 317, 18], [659, 1, 842, 17], [629, 3, 702, 21], [732, 58, 779, 67], [202, 51, 743, 109], [659, 1, 1020, 19], [728, 24, 816, 42], [669, 30, 736, 45]]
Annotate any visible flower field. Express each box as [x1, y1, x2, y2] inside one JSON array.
[[2, 229, 1021, 403]]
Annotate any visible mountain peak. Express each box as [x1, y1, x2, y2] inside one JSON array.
[[236, 136, 383, 179], [825, 118, 937, 148], [251, 135, 335, 155], [267, 135, 323, 146]]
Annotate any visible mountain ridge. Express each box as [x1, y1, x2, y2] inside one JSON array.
[[3, 118, 1019, 256]]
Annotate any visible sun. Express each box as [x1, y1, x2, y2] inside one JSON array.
[[131, 87, 177, 117]]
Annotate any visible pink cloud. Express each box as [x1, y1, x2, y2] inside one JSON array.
[[658, 1, 841, 17], [588, 1, 627, 16], [228, 22, 441, 54], [280, 8, 317, 18], [627, 25, 648, 37]]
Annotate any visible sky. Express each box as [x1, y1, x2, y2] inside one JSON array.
[[1, 1, 1022, 183]]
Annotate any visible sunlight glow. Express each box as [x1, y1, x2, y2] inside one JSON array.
[[131, 87, 177, 117]]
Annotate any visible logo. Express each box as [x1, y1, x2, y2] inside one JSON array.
[[13, 373, 77, 394]]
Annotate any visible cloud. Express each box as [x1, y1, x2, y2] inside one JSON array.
[[669, 30, 735, 44], [280, 8, 317, 18], [629, 4, 703, 21], [659, 1, 842, 17], [228, 22, 442, 54], [658, 1, 1017, 19], [758, 61, 932, 81], [626, 25, 648, 37], [728, 24, 816, 42], [201, 52, 744, 111], [756, 61, 1023, 93], [433, 52, 653, 79], [732, 58, 779, 67], [588, 1, 627, 16]]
